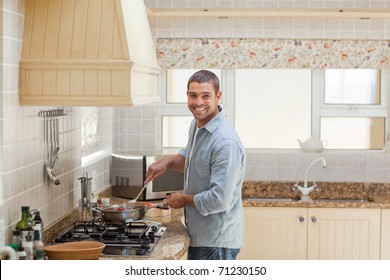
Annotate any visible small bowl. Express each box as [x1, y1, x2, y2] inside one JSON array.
[[45, 241, 105, 260]]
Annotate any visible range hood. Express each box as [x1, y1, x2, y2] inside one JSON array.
[[19, 0, 160, 106]]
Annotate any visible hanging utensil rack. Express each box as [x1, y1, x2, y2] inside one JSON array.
[[38, 109, 67, 185], [38, 108, 67, 118]]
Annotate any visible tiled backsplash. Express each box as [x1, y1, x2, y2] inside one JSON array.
[[245, 151, 390, 183], [2, 0, 390, 245]]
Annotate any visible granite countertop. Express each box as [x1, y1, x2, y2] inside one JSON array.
[[242, 181, 390, 209], [242, 197, 390, 208], [44, 195, 189, 260]]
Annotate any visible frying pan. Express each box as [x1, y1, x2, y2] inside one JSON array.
[[93, 202, 167, 223]]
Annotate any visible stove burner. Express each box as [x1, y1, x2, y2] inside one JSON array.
[[71, 233, 91, 240], [54, 219, 165, 256]]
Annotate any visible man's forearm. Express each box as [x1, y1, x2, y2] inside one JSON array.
[[167, 154, 185, 173]]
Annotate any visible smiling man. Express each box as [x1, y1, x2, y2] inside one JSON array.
[[145, 70, 246, 260]]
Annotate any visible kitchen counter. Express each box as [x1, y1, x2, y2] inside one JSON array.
[[44, 195, 189, 260], [44, 181, 390, 260], [242, 181, 390, 209], [242, 197, 390, 208], [99, 196, 189, 260]]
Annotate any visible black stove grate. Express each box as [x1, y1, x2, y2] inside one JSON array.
[[54, 219, 161, 256]]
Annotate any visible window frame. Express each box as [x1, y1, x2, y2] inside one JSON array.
[[312, 69, 388, 146], [159, 68, 389, 151]]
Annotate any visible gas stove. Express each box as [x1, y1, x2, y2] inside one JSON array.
[[54, 219, 166, 256]]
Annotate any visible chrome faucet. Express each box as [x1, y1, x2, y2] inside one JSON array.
[[293, 157, 327, 201]]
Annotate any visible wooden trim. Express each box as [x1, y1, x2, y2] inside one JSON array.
[[19, 95, 133, 107], [20, 59, 133, 70]]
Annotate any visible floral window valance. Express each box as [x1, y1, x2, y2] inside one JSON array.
[[156, 38, 390, 69]]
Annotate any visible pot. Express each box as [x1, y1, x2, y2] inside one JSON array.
[[93, 203, 167, 223]]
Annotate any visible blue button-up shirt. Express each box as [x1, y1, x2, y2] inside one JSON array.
[[179, 107, 246, 248]]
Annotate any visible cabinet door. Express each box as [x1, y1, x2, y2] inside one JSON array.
[[381, 209, 390, 260], [307, 208, 381, 260], [238, 207, 307, 260]]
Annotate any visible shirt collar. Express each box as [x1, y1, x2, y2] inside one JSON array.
[[202, 105, 224, 134]]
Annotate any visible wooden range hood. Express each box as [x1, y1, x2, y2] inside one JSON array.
[[20, 0, 160, 106]]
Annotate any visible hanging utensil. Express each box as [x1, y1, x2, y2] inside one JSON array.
[[52, 116, 61, 174], [39, 109, 67, 186], [49, 114, 54, 159], [44, 116, 49, 163], [55, 117, 59, 149]]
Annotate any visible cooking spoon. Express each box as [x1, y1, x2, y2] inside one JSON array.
[[127, 182, 149, 209]]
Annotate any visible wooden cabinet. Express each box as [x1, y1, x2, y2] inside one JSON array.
[[381, 209, 390, 259], [238, 207, 307, 260], [307, 208, 380, 259], [239, 207, 381, 260]]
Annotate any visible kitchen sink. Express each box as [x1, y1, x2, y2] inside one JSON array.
[[314, 198, 371, 203], [243, 197, 373, 203]]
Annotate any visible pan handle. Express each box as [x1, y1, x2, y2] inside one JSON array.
[[147, 202, 170, 210], [91, 208, 104, 215]]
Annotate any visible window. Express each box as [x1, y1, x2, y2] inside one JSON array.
[[314, 69, 386, 150], [235, 69, 311, 149], [320, 117, 385, 149], [324, 69, 380, 105], [162, 116, 193, 148], [161, 69, 387, 150]]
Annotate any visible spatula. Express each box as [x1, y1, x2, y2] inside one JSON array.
[[127, 182, 149, 209]]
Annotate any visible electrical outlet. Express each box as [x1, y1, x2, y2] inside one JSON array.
[[0, 219, 5, 247]]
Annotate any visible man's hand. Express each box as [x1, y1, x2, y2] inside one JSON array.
[[144, 154, 185, 184], [164, 193, 194, 209], [144, 159, 168, 184]]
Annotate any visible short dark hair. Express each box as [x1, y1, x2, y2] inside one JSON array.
[[187, 70, 220, 93]]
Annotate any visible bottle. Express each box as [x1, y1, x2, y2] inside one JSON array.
[[22, 231, 33, 260], [33, 229, 45, 260], [16, 206, 34, 244], [31, 210, 44, 243], [17, 241, 26, 260], [12, 230, 21, 250]]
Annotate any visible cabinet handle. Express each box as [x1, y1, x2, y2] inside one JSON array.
[[311, 216, 317, 223], [299, 216, 305, 222]]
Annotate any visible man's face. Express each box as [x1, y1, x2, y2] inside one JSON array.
[[187, 81, 222, 128]]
